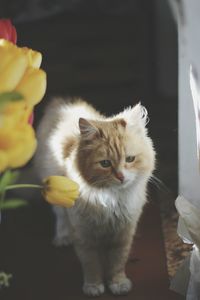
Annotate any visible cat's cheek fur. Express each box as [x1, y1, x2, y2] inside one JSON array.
[[121, 169, 137, 186], [80, 163, 113, 187]]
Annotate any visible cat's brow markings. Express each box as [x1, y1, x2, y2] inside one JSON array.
[[113, 140, 121, 162], [114, 134, 124, 159], [106, 134, 122, 165], [110, 139, 121, 162]]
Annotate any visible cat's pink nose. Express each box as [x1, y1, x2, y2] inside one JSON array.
[[115, 172, 124, 183]]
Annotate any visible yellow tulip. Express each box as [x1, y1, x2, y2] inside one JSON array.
[[0, 125, 37, 171], [42, 176, 79, 208], [16, 67, 46, 106], [0, 39, 46, 170]]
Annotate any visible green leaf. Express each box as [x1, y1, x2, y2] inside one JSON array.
[[0, 92, 24, 109], [0, 198, 28, 210], [0, 170, 20, 193]]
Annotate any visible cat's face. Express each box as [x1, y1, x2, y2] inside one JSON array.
[[77, 104, 155, 189]]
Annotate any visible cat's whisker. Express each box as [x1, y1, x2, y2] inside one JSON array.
[[149, 175, 170, 193]]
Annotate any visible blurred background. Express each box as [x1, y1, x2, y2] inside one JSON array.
[[1, 0, 178, 191], [1, 0, 178, 190], [0, 1, 185, 300]]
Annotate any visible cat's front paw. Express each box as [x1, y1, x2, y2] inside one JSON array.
[[108, 277, 132, 295], [83, 283, 105, 297]]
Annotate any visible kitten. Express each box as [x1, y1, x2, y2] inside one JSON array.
[[34, 98, 155, 296]]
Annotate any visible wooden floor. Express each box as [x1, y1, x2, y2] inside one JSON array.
[[0, 195, 182, 300], [0, 3, 182, 299]]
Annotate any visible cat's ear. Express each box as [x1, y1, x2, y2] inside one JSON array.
[[122, 103, 149, 132], [79, 118, 98, 139]]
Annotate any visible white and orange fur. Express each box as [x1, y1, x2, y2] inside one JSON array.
[[34, 98, 155, 296]]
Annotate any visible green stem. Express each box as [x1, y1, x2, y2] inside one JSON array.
[[5, 184, 42, 191], [0, 190, 5, 223]]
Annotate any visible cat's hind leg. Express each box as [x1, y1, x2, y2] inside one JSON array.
[[52, 206, 71, 246]]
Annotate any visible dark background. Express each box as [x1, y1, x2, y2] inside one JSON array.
[[1, 0, 178, 192], [0, 1, 180, 299]]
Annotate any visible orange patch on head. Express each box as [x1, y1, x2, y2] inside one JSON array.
[[77, 119, 126, 187]]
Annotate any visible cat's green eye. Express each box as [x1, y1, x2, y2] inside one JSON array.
[[126, 156, 135, 163], [100, 160, 112, 168]]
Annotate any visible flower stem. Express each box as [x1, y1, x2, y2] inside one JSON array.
[[5, 184, 42, 191], [0, 190, 5, 224]]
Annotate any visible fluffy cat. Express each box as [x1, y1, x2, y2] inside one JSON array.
[[34, 98, 155, 296]]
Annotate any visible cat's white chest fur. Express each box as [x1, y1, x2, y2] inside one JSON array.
[[74, 177, 147, 227]]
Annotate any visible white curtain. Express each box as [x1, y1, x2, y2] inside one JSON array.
[[169, 0, 200, 298]]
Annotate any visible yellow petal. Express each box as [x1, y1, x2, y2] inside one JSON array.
[[15, 67, 46, 106], [43, 176, 79, 193], [9, 126, 37, 168], [21, 47, 42, 68], [43, 176, 79, 208], [0, 39, 42, 70], [0, 151, 8, 172], [0, 50, 28, 92], [0, 40, 21, 72], [1, 100, 28, 128], [0, 125, 37, 169], [43, 191, 76, 208], [46, 188, 78, 202], [0, 40, 15, 72]]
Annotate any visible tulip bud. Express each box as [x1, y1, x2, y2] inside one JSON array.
[[42, 176, 79, 208]]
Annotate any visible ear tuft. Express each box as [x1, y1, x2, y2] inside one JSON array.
[[136, 103, 149, 127], [119, 103, 149, 132], [79, 118, 98, 138]]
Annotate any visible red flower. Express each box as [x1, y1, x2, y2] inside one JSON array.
[[0, 19, 17, 44]]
